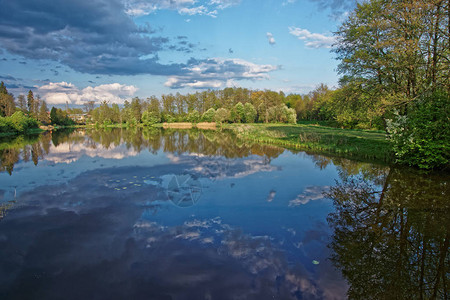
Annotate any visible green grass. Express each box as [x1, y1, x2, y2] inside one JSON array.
[[225, 123, 392, 163]]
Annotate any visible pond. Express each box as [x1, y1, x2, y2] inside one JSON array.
[[0, 128, 448, 299]]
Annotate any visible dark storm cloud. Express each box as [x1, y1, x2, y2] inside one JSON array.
[[0, 0, 187, 76]]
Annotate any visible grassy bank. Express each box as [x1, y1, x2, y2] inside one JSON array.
[[225, 123, 392, 163]]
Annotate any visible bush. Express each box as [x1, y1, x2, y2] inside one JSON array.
[[187, 110, 200, 123], [142, 110, 161, 125], [0, 112, 38, 133], [202, 108, 216, 122], [214, 108, 230, 124], [386, 90, 449, 169]]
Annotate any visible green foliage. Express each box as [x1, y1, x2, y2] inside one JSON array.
[[126, 117, 138, 127], [0, 111, 39, 133], [50, 107, 74, 126], [186, 110, 200, 123], [142, 110, 161, 125], [230, 102, 245, 123], [243, 102, 257, 123], [386, 91, 450, 169], [0, 82, 15, 117], [214, 108, 230, 124], [38, 101, 50, 124], [202, 108, 216, 122], [228, 123, 391, 162], [286, 107, 297, 124]]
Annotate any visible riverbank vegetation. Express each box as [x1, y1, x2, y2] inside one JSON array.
[[226, 124, 391, 163]]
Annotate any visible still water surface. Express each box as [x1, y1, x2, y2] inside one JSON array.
[[0, 129, 448, 299]]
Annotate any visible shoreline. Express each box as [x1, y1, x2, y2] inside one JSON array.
[[1, 122, 392, 163]]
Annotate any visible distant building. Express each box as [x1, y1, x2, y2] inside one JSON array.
[[68, 114, 87, 124]]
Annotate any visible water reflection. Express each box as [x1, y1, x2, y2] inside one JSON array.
[[0, 128, 285, 175], [0, 128, 448, 299], [327, 168, 449, 299]]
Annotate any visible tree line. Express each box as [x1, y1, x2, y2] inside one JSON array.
[[0, 82, 76, 134], [89, 88, 299, 126]]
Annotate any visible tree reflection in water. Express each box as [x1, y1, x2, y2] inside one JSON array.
[[326, 168, 449, 299], [0, 128, 285, 175]]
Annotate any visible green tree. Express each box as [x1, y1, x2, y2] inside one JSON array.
[[142, 110, 161, 125], [187, 110, 200, 123], [27, 90, 35, 116], [214, 108, 230, 124], [230, 102, 245, 123], [0, 82, 15, 117], [38, 101, 50, 124], [202, 108, 216, 122], [386, 90, 450, 169], [130, 97, 142, 123], [243, 102, 257, 123], [16, 94, 27, 112]]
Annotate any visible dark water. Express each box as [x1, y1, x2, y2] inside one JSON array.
[[0, 128, 448, 299]]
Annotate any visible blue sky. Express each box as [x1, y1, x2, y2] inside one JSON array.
[[0, 0, 356, 106]]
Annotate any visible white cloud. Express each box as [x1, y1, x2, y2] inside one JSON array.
[[209, 0, 241, 9], [289, 186, 329, 207], [266, 32, 276, 45], [38, 82, 138, 105], [178, 5, 218, 17], [45, 141, 139, 164], [124, 0, 236, 17], [288, 27, 336, 49], [165, 58, 278, 89]]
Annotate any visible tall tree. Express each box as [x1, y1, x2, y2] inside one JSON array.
[[27, 90, 34, 116], [334, 0, 450, 111], [17, 94, 27, 112], [38, 101, 50, 124], [0, 82, 15, 117]]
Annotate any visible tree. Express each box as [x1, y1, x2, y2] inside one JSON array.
[[186, 110, 200, 123], [16, 94, 27, 112], [0, 82, 6, 94], [27, 90, 34, 116], [130, 97, 142, 123], [142, 110, 161, 125], [0, 82, 15, 117], [83, 100, 95, 113], [202, 108, 216, 122], [38, 101, 50, 124], [243, 102, 257, 123], [214, 108, 230, 124], [230, 102, 245, 123], [386, 90, 449, 169], [334, 0, 450, 109], [50, 107, 73, 125]]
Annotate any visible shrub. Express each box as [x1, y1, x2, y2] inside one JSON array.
[[187, 110, 200, 123], [214, 108, 230, 124], [202, 108, 216, 122], [386, 90, 449, 169], [142, 110, 161, 125]]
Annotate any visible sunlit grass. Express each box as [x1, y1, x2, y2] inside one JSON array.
[[225, 123, 392, 162]]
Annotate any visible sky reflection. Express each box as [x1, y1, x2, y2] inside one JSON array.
[[0, 129, 351, 299]]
